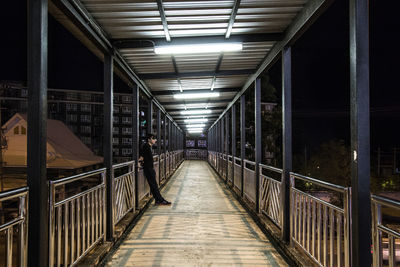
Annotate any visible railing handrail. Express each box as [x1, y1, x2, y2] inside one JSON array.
[[234, 156, 241, 162], [50, 168, 106, 187], [259, 164, 283, 174], [243, 159, 255, 166], [290, 172, 347, 193], [371, 194, 400, 210], [54, 183, 105, 207], [112, 160, 135, 170], [0, 186, 29, 202]]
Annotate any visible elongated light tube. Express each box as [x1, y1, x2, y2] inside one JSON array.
[[181, 109, 212, 115], [187, 127, 203, 131], [184, 118, 208, 123], [174, 92, 220, 99], [188, 129, 203, 133], [154, 43, 242, 55], [186, 124, 205, 128]]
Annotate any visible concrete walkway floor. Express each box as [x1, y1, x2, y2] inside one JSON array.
[[104, 161, 289, 267]]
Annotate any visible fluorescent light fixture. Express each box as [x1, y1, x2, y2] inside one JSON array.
[[210, 76, 216, 91], [187, 128, 203, 131], [180, 109, 212, 115], [174, 92, 220, 99], [154, 43, 242, 55], [186, 124, 205, 128], [184, 118, 208, 123], [188, 129, 203, 133]]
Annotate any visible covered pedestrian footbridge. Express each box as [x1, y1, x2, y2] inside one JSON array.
[[1, 0, 389, 266]]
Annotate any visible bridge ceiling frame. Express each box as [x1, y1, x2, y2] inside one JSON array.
[[50, 0, 320, 135]]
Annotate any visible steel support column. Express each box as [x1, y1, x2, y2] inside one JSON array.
[[240, 95, 246, 197], [132, 84, 140, 209], [350, 0, 371, 265], [27, 0, 49, 265], [163, 115, 167, 175], [231, 105, 236, 187], [147, 100, 153, 134], [255, 78, 262, 213], [157, 109, 161, 183], [225, 114, 229, 182], [281, 46, 292, 243], [103, 53, 114, 240]]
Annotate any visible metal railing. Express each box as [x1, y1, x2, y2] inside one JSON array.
[[0, 187, 28, 267], [160, 153, 165, 181], [228, 155, 233, 183], [113, 161, 135, 225], [243, 159, 256, 203], [49, 168, 106, 267], [290, 173, 351, 267], [372, 194, 400, 267], [260, 164, 282, 228], [137, 166, 150, 202], [166, 153, 170, 177], [222, 154, 227, 179], [185, 149, 208, 160], [233, 156, 242, 191], [153, 155, 160, 185]]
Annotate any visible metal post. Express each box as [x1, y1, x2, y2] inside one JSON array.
[[240, 94, 245, 197], [132, 85, 140, 209], [147, 100, 153, 134], [231, 105, 236, 188], [163, 115, 167, 175], [103, 52, 114, 240], [281, 46, 292, 243], [255, 78, 262, 213], [27, 0, 49, 264], [350, 0, 371, 265], [157, 109, 161, 183], [225, 114, 229, 182]]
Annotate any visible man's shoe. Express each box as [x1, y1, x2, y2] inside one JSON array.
[[155, 200, 171, 205]]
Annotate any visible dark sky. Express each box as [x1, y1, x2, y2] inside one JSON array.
[[1, 0, 399, 151]]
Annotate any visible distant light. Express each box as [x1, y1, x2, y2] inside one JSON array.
[[154, 43, 242, 55], [181, 109, 212, 115], [174, 92, 220, 99], [184, 115, 210, 119], [187, 128, 203, 131], [186, 124, 206, 128], [188, 129, 203, 133], [184, 118, 208, 123]]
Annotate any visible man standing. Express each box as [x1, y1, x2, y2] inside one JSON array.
[[139, 133, 171, 205]]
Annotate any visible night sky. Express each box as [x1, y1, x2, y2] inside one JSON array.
[[1, 0, 399, 153]]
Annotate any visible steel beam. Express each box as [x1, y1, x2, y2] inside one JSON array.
[[114, 33, 283, 48], [103, 53, 114, 240], [350, 0, 371, 265], [156, 0, 171, 42], [147, 100, 153, 134], [231, 105, 236, 188], [209, 0, 334, 129], [157, 109, 161, 155], [281, 46, 292, 243], [240, 95, 245, 197], [225, 113, 229, 182], [225, 0, 241, 38], [140, 69, 254, 80], [27, 0, 49, 265], [132, 84, 140, 209], [254, 78, 261, 213], [153, 87, 240, 96], [163, 114, 167, 175]]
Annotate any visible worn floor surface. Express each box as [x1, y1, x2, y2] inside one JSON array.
[[104, 160, 289, 267]]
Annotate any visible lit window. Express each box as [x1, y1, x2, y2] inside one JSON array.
[[21, 126, 26, 135], [14, 127, 19, 135]]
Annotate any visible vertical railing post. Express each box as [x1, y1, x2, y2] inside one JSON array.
[[157, 109, 161, 184], [281, 46, 292, 243], [240, 94, 246, 197], [163, 115, 167, 176], [255, 78, 262, 213], [231, 105, 236, 188], [147, 100, 153, 134], [27, 0, 49, 265], [225, 113, 229, 182], [371, 201, 382, 266], [344, 188, 351, 267], [132, 84, 140, 209], [350, 0, 371, 265], [104, 52, 114, 240]]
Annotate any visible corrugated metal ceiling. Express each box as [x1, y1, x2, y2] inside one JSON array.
[[79, 0, 309, 129]]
